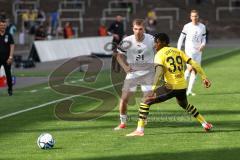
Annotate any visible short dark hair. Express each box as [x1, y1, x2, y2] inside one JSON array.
[[154, 33, 170, 44], [0, 14, 6, 22]]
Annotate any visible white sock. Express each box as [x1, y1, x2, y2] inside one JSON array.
[[184, 70, 190, 80], [136, 127, 144, 132], [136, 119, 145, 132], [187, 72, 196, 93], [201, 122, 208, 128], [120, 115, 127, 124]]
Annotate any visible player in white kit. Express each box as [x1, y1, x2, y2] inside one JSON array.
[[177, 10, 206, 96], [114, 19, 155, 130]]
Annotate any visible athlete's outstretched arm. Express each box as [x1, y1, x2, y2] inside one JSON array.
[[188, 59, 211, 88], [152, 65, 164, 91]]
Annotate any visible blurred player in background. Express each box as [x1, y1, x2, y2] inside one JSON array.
[[177, 10, 206, 96], [0, 14, 14, 96], [114, 19, 155, 130], [108, 15, 125, 72], [127, 33, 212, 136]]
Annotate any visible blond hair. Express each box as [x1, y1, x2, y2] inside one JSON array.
[[190, 9, 199, 15], [132, 19, 145, 27]]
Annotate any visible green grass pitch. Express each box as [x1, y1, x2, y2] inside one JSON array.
[[0, 47, 240, 160]]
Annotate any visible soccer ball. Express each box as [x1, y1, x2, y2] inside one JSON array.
[[37, 133, 55, 149]]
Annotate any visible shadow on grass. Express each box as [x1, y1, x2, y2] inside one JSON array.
[[50, 147, 63, 150], [69, 147, 240, 160], [1, 104, 240, 136], [3, 118, 238, 136], [146, 120, 240, 129], [197, 91, 240, 96], [145, 128, 240, 136], [0, 49, 239, 138], [202, 49, 240, 66], [0, 125, 115, 134]]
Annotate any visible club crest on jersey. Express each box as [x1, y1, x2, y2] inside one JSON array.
[[4, 35, 8, 43], [138, 49, 143, 53]]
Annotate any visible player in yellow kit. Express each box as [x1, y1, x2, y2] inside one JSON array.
[[126, 33, 213, 136]]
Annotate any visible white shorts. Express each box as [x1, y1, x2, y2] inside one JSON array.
[[187, 53, 202, 64], [122, 70, 154, 92]]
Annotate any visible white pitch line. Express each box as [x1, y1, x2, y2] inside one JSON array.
[[0, 83, 120, 120], [70, 80, 77, 83], [1, 48, 239, 120], [30, 90, 38, 93]]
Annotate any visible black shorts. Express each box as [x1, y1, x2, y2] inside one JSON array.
[[145, 86, 188, 106]]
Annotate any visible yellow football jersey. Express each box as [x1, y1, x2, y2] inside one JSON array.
[[154, 47, 206, 90]]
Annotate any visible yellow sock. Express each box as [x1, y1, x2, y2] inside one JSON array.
[[137, 119, 145, 132], [137, 103, 150, 132], [196, 114, 206, 124], [138, 119, 145, 128]]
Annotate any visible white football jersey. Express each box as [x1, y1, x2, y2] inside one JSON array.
[[177, 22, 206, 55], [117, 33, 155, 72]]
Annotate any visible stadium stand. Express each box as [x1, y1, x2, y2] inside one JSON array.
[[0, 0, 239, 48]]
